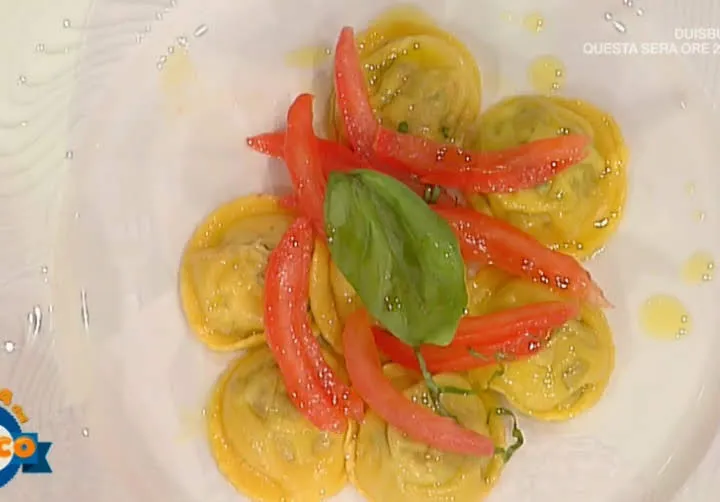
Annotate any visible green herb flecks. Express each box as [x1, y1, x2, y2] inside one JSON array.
[[492, 407, 524, 463], [437, 386, 473, 396], [468, 348, 490, 361], [415, 350, 452, 417], [423, 184, 442, 204]]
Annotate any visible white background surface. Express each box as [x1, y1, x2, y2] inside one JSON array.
[[0, 0, 719, 500]]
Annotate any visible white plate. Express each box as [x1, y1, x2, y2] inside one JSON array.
[[2, 0, 720, 501]]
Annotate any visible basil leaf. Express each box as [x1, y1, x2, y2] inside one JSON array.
[[324, 169, 467, 347]]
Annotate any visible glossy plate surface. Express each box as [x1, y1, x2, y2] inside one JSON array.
[[1, 0, 719, 501]]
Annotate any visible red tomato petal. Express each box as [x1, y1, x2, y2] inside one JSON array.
[[334, 27, 378, 159], [246, 132, 285, 158], [285, 94, 328, 236], [420, 135, 590, 193], [435, 207, 611, 307], [248, 130, 361, 174], [374, 126, 591, 189], [344, 310, 495, 457], [247, 129, 461, 207], [454, 301, 580, 346], [264, 218, 347, 432], [372, 126, 506, 175], [373, 327, 548, 373]]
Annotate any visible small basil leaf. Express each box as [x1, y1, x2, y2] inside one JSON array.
[[324, 169, 467, 347]]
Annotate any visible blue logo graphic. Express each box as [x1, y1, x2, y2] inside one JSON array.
[[0, 392, 52, 488]]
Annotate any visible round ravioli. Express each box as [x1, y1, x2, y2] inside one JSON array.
[[469, 279, 615, 421], [179, 194, 294, 351], [468, 95, 628, 260], [207, 347, 351, 502], [347, 364, 508, 502], [328, 8, 482, 145]]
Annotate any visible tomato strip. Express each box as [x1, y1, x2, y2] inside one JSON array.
[[284, 94, 329, 237], [373, 328, 548, 373], [247, 132, 361, 174], [334, 26, 378, 159], [375, 127, 587, 172], [420, 135, 590, 193], [373, 127, 504, 173], [343, 310, 495, 457], [372, 301, 577, 373], [264, 218, 347, 432], [248, 131, 461, 208], [455, 301, 579, 344], [435, 207, 611, 307]]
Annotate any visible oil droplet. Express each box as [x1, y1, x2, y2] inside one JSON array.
[[4, 341, 16, 353], [603, 12, 614, 22], [636, 7, 645, 16], [593, 217, 609, 229], [285, 46, 332, 69], [81, 427, 90, 437], [176, 409, 204, 442], [528, 55, 566, 94], [612, 20, 627, 33], [80, 289, 90, 331], [193, 24, 208, 37], [623, 0, 634, 7], [156, 54, 168, 70], [694, 210, 706, 222], [27, 305, 42, 337], [682, 251, 715, 284], [523, 13, 545, 33], [680, 100, 687, 110], [65, 150, 74, 160], [159, 49, 196, 115], [639, 294, 692, 339]]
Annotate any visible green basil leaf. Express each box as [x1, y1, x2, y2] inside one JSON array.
[[324, 169, 467, 347]]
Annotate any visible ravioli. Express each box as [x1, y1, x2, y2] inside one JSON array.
[[329, 260, 363, 323], [466, 266, 512, 317], [328, 7, 482, 145], [468, 95, 628, 260], [179, 194, 294, 351], [207, 347, 351, 501], [309, 239, 344, 353], [469, 278, 615, 421], [347, 364, 507, 502]]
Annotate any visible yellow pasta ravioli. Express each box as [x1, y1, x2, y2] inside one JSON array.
[[328, 7, 482, 145], [469, 95, 628, 260], [309, 239, 345, 353], [207, 347, 352, 501], [469, 279, 615, 421], [179, 194, 294, 351], [347, 364, 508, 502]]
